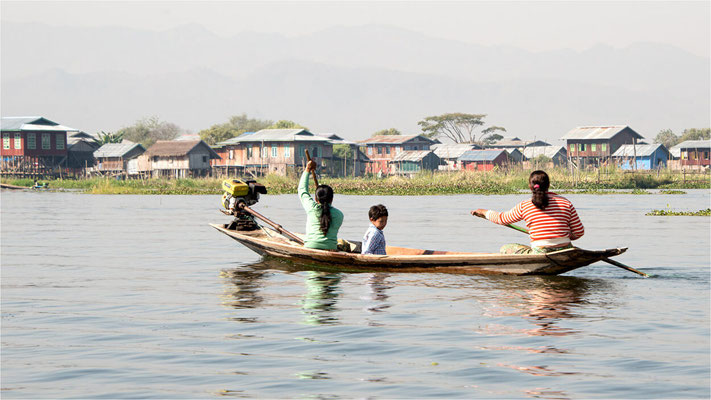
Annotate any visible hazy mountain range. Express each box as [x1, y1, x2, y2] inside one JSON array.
[[1, 22, 708, 142]]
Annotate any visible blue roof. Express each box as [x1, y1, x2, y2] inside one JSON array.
[[458, 149, 507, 162]]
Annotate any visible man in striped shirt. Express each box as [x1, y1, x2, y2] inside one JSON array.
[[361, 204, 388, 255], [471, 170, 584, 254]]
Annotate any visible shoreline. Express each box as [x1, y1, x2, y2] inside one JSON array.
[[2, 169, 708, 195]]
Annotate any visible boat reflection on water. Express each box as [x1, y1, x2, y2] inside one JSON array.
[[219, 267, 270, 311], [221, 257, 616, 333], [301, 271, 342, 325], [479, 275, 616, 338], [363, 273, 392, 313]]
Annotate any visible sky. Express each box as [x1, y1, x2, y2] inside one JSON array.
[[2, 0, 709, 58]]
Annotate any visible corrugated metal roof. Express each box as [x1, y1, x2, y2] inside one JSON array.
[[358, 135, 435, 144], [317, 133, 357, 145], [611, 144, 667, 158], [489, 139, 550, 147], [223, 129, 332, 144], [522, 146, 567, 159], [68, 140, 98, 152], [68, 131, 96, 139], [1, 117, 77, 132], [458, 149, 507, 162], [392, 150, 433, 162], [144, 140, 220, 158], [431, 143, 478, 159], [94, 141, 146, 158], [21, 123, 76, 132], [675, 140, 711, 150], [488, 147, 522, 156], [1, 116, 59, 130], [561, 125, 643, 140]]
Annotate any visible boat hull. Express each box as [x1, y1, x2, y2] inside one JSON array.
[[210, 224, 626, 276]]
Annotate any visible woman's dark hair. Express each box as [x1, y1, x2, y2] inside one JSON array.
[[368, 204, 388, 221], [529, 170, 550, 210], [315, 184, 334, 234]]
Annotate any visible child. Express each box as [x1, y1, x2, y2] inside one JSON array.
[[361, 204, 388, 255]]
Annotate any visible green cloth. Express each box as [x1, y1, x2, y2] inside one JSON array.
[[499, 243, 574, 255], [298, 171, 344, 250]]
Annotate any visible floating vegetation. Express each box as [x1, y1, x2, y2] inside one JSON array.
[[659, 189, 687, 195], [646, 208, 710, 216]]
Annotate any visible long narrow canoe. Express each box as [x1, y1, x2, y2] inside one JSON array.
[[0, 183, 29, 190], [210, 223, 627, 276]]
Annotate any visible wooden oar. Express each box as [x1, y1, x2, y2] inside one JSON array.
[[472, 213, 649, 277], [304, 149, 319, 187], [223, 205, 305, 245], [240, 204, 305, 245]]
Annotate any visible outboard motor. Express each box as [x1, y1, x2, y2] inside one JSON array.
[[221, 179, 267, 230]]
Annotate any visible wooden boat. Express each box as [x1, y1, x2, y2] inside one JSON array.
[[210, 223, 627, 276], [0, 183, 29, 190]]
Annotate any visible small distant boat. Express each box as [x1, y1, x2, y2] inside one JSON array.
[[1, 183, 30, 190], [210, 223, 627, 276]]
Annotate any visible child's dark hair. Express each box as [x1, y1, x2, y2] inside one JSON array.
[[315, 184, 334, 234], [368, 204, 388, 221], [529, 170, 550, 210]]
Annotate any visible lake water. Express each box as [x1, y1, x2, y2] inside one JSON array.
[[1, 189, 709, 398]]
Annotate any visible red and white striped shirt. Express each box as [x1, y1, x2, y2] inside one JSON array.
[[485, 192, 584, 247]]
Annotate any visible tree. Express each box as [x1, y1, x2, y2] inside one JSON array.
[[228, 114, 273, 134], [372, 128, 401, 136], [269, 120, 308, 130], [332, 143, 354, 159], [199, 124, 237, 146], [679, 128, 710, 142], [119, 116, 183, 148], [92, 131, 124, 146], [483, 133, 504, 146], [198, 114, 273, 145], [417, 113, 506, 144], [654, 129, 679, 149]]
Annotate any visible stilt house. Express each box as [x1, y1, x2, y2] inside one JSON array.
[[212, 129, 333, 177], [1, 116, 72, 177], [140, 140, 220, 178], [562, 125, 645, 168], [93, 141, 146, 176], [458, 149, 510, 171], [390, 150, 442, 175], [358, 135, 439, 175]]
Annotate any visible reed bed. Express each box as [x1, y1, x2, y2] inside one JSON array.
[[2, 167, 708, 195]]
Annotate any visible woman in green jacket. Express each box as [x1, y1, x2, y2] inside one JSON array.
[[298, 160, 344, 250]]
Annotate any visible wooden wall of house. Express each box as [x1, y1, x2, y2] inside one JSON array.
[[96, 158, 124, 171], [464, 161, 494, 171], [188, 152, 211, 170], [151, 157, 190, 170], [1, 131, 67, 157], [680, 148, 711, 166]]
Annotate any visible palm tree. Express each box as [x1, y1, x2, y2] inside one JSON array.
[[92, 131, 124, 146]]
